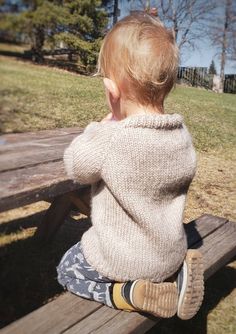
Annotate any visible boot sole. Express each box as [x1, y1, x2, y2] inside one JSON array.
[[177, 249, 204, 320], [131, 280, 178, 318]]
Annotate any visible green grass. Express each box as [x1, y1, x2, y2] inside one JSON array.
[[1, 56, 236, 154], [166, 86, 236, 152], [0, 57, 107, 133], [0, 55, 236, 332]]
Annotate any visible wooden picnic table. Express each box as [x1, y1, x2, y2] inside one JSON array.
[[0, 127, 86, 239]]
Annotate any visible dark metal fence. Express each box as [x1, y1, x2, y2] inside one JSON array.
[[177, 67, 236, 94], [224, 75, 236, 94]]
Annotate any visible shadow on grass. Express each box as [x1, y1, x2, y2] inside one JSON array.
[[0, 211, 45, 236], [0, 50, 90, 75], [0, 212, 91, 329], [0, 50, 28, 58], [0, 211, 235, 332]]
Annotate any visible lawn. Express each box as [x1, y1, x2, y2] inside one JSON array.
[[0, 55, 236, 332]]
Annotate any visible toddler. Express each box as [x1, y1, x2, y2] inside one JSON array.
[[57, 12, 204, 320]]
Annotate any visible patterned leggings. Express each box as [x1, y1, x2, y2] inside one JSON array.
[[57, 242, 114, 307]]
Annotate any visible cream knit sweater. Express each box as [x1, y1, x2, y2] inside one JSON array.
[[64, 113, 196, 282]]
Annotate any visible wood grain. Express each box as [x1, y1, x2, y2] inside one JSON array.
[[2, 215, 236, 334], [35, 193, 74, 241], [0, 293, 102, 334], [0, 129, 83, 172], [0, 127, 84, 211], [193, 220, 236, 280], [65, 307, 156, 334], [0, 161, 81, 212], [0, 134, 76, 172], [0, 127, 82, 145]]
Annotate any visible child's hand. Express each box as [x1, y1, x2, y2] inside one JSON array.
[[101, 113, 116, 123]]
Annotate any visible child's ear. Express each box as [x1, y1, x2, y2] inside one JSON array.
[[103, 78, 120, 101]]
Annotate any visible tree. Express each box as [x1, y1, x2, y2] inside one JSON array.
[[209, 60, 217, 75], [102, 0, 120, 26], [130, 0, 216, 58], [0, 0, 108, 65], [208, 0, 236, 88], [23, 1, 66, 62], [56, 1, 108, 67]]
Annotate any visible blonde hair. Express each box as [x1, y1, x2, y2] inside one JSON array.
[[97, 12, 179, 106]]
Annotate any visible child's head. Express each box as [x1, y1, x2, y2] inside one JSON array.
[[98, 12, 179, 110]]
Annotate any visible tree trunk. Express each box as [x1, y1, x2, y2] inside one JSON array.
[[113, 0, 119, 25], [220, 0, 232, 92], [32, 26, 45, 63]]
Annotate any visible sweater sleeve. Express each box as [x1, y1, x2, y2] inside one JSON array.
[[63, 122, 115, 184]]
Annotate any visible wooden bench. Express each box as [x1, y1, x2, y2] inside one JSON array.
[[1, 214, 236, 334], [1, 129, 236, 333], [0, 127, 88, 240]]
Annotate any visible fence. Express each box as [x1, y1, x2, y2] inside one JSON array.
[[224, 75, 236, 94], [177, 67, 236, 94]]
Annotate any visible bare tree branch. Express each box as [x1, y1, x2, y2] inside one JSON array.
[[156, 0, 216, 55]]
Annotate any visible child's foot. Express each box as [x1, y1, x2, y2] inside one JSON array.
[[112, 280, 178, 318], [177, 249, 204, 320]]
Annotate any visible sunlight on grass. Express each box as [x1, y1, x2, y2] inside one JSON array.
[[0, 228, 35, 247], [0, 57, 107, 133], [1, 57, 235, 154], [166, 85, 236, 151], [0, 56, 235, 333]]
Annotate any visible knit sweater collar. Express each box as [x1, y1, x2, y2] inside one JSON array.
[[122, 113, 183, 129]]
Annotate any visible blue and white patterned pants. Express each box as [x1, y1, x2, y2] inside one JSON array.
[[57, 242, 114, 307]]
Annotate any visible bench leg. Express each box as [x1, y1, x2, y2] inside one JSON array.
[[35, 187, 91, 242], [35, 193, 73, 242], [69, 187, 91, 217]]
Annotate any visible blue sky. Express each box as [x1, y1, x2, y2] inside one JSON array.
[[117, 0, 235, 74]]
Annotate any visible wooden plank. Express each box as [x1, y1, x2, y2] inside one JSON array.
[[87, 311, 156, 334], [0, 132, 83, 172], [184, 214, 228, 247], [65, 308, 156, 334], [0, 161, 82, 212], [0, 293, 103, 334], [0, 132, 79, 153], [63, 307, 122, 334], [0, 127, 82, 145], [193, 220, 236, 280], [67, 307, 156, 334]]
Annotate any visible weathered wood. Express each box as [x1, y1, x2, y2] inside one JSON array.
[[184, 214, 228, 248], [69, 188, 91, 217], [64, 307, 123, 334], [0, 128, 83, 172], [0, 127, 81, 145], [193, 220, 236, 280], [0, 161, 81, 212], [2, 215, 236, 334], [65, 307, 156, 334], [0, 127, 84, 212], [88, 311, 156, 334], [35, 193, 74, 241], [0, 293, 102, 334], [0, 134, 78, 172]]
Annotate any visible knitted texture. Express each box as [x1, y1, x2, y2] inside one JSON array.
[[64, 113, 197, 282]]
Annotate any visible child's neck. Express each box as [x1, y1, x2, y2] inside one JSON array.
[[119, 99, 164, 120]]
